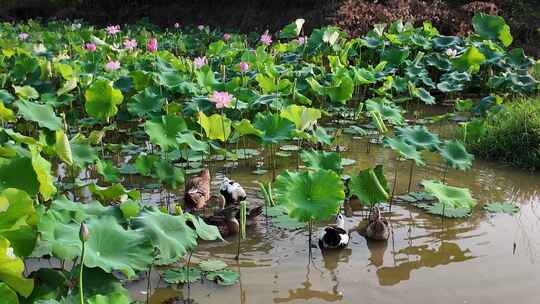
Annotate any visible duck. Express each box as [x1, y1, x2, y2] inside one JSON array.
[[365, 205, 390, 241], [184, 168, 210, 212], [318, 213, 350, 250], [220, 177, 247, 206], [202, 205, 263, 237]]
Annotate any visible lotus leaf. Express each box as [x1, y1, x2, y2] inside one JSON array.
[[16, 101, 62, 131], [133, 209, 197, 265], [84, 80, 124, 121], [472, 13, 513, 47], [128, 87, 165, 117], [0, 282, 18, 304], [421, 180, 476, 209], [280, 105, 321, 131], [349, 165, 389, 205], [206, 269, 240, 286], [453, 47, 486, 72], [163, 266, 202, 284], [396, 125, 441, 151], [154, 160, 184, 189], [0, 236, 34, 296], [440, 140, 473, 170], [197, 112, 231, 142], [417, 202, 471, 218], [300, 150, 342, 174], [30, 145, 57, 200], [84, 216, 153, 278], [96, 159, 121, 183], [54, 130, 73, 166], [199, 259, 228, 272], [13, 85, 39, 100], [0, 188, 38, 256], [484, 202, 519, 215], [383, 137, 424, 166], [145, 115, 187, 151], [274, 169, 344, 222], [253, 112, 294, 144]]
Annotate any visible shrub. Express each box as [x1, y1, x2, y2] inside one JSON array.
[[460, 97, 540, 170]]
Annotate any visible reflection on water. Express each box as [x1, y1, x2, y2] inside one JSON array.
[[377, 241, 475, 286]]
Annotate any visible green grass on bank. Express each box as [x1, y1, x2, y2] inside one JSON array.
[[459, 97, 540, 171]]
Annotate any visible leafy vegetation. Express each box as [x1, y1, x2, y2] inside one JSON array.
[[0, 13, 536, 302]]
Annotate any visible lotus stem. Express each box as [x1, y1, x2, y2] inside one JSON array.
[[390, 157, 399, 212], [407, 159, 414, 193], [186, 251, 193, 302], [79, 244, 84, 304], [146, 263, 152, 304]]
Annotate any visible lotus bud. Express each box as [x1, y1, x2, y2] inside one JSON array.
[[79, 222, 89, 242]]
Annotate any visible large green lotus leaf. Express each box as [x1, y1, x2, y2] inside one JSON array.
[[432, 36, 461, 49], [437, 80, 465, 93], [300, 150, 342, 174], [326, 75, 354, 104], [163, 266, 202, 284], [0, 282, 18, 304], [199, 259, 227, 272], [417, 202, 471, 218], [383, 137, 424, 166], [195, 65, 218, 91], [254, 112, 294, 144], [54, 130, 73, 166], [25, 268, 68, 303], [154, 160, 184, 189], [484, 202, 519, 215], [349, 165, 389, 205], [37, 214, 80, 260], [84, 216, 153, 278], [2, 129, 40, 146], [274, 169, 344, 222], [49, 196, 117, 224], [396, 125, 441, 151], [440, 140, 473, 170], [84, 80, 124, 121], [453, 47, 486, 72], [13, 85, 39, 100], [472, 13, 512, 47], [88, 183, 140, 203], [182, 213, 223, 241], [365, 99, 404, 125], [145, 115, 187, 151], [309, 126, 333, 145], [70, 142, 98, 168], [280, 105, 321, 131], [0, 157, 39, 195], [421, 180, 476, 209], [119, 200, 140, 220], [0, 102, 16, 122], [127, 86, 165, 118], [232, 119, 263, 138], [134, 154, 159, 176], [133, 209, 197, 265], [87, 292, 130, 304], [16, 101, 62, 131], [0, 188, 38, 256], [30, 146, 56, 201], [411, 87, 435, 105], [0, 236, 34, 296], [206, 269, 240, 286], [197, 112, 231, 142], [177, 132, 208, 152], [381, 47, 409, 66], [279, 18, 305, 38], [96, 159, 121, 183]]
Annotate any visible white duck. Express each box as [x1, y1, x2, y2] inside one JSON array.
[[318, 213, 350, 250], [220, 177, 247, 206]]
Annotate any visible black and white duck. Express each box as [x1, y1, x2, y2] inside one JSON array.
[[318, 213, 350, 250], [220, 177, 247, 206]]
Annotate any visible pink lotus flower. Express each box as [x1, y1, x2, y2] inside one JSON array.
[[174, 22, 180, 28], [85, 43, 97, 52], [193, 56, 207, 69], [18, 32, 29, 40], [105, 60, 121, 72], [106, 25, 121, 35], [239, 61, 249, 73], [123, 39, 137, 50], [260, 31, 272, 46], [198, 25, 205, 31], [209, 91, 233, 109], [146, 38, 158, 52], [298, 36, 306, 45], [223, 33, 231, 41]]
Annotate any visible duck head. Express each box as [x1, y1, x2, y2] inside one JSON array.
[[369, 205, 381, 222], [335, 213, 345, 229]]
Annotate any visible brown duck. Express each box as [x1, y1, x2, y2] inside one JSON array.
[[184, 168, 210, 212], [203, 204, 263, 237], [365, 206, 390, 241]]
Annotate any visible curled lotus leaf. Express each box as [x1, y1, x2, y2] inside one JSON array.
[[440, 140, 474, 170], [421, 180, 476, 209]]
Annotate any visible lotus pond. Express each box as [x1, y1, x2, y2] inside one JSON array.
[[0, 14, 539, 304]]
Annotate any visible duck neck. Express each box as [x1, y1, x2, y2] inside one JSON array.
[[227, 217, 240, 234]]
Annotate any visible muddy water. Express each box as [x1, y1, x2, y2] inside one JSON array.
[[129, 132, 540, 304]]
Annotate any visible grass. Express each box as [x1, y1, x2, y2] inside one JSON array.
[[460, 96, 540, 171]]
